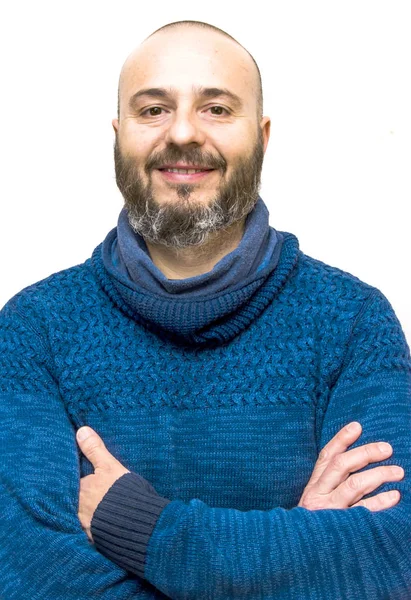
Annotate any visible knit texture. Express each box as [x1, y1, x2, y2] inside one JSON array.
[[91, 472, 171, 578], [0, 224, 410, 599]]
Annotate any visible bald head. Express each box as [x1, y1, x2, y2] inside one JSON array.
[[117, 20, 263, 121]]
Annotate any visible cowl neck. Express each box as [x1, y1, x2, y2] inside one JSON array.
[[90, 198, 300, 347], [112, 197, 278, 297]]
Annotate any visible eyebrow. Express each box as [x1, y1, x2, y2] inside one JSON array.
[[128, 86, 243, 111]]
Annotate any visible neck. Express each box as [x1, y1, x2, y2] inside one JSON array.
[[144, 218, 246, 280]]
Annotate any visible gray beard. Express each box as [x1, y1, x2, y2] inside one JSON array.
[[114, 131, 264, 249]]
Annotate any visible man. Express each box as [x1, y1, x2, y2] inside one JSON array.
[[0, 20, 410, 600]]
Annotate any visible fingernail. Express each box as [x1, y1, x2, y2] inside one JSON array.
[[77, 427, 92, 442], [391, 467, 404, 476], [347, 422, 361, 432], [389, 490, 400, 501], [378, 442, 392, 453]]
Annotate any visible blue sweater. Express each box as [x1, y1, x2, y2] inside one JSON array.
[[0, 209, 410, 599]]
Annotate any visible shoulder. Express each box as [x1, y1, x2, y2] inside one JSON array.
[[1, 256, 101, 328], [291, 247, 380, 312], [276, 237, 396, 342], [291, 248, 410, 356], [299, 250, 375, 294], [278, 231, 377, 299]]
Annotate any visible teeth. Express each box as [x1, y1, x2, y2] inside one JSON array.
[[165, 168, 207, 174]]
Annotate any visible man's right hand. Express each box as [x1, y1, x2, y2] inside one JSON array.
[[298, 421, 404, 511]]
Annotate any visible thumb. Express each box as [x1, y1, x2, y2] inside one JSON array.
[[76, 426, 114, 470]]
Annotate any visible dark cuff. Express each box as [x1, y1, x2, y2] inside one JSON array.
[[90, 472, 171, 579]]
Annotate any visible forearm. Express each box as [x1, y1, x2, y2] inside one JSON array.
[[92, 467, 410, 600], [145, 491, 410, 599]]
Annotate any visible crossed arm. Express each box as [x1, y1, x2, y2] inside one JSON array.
[[1, 289, 411, 599], [74, 379, 411, 600], [76, 418, 407, 594], [77, 421, 404, 544]]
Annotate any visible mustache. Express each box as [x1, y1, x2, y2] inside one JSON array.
[[145, 146, 227, 172]]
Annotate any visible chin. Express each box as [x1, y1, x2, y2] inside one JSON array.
[[157, 187, 216, 205]]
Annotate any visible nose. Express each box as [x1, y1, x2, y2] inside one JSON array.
[[164, 109, 206, 147]]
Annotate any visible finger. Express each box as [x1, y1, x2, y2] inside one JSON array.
[[351, 490, 401, 512], [76, 426, 116, 470], [331, 465, 404, 507], [315, 441, 393, 494], [307, 422, 363, 487]]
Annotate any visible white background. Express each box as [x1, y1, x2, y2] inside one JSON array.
[[1, 1, 410, 342]]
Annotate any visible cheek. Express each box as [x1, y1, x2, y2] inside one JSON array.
[[120, 124, 160, 156], [210, 127, 253, 162]]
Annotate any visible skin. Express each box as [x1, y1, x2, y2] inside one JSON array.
[[113, 27, 270, 279]]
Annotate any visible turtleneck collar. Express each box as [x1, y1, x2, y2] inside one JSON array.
[[91, 197, 300, 346], [112, 197, 279, 298]]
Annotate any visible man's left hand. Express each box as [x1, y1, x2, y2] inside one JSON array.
[[76, 426, 130, 542]]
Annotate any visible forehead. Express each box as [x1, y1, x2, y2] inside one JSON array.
[[120, 29, 258, 111]]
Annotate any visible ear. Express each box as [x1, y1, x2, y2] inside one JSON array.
[[112, 118, 119, 133], [260, 116, 271, 154]]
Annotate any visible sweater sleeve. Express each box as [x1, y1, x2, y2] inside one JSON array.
[[0, 297, 169, 600], [95, 289, 411, 600]]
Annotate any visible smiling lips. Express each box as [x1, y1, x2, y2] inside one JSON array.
[[156, 164, 215, 182]]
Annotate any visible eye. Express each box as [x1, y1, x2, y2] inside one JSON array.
[[142, 106, 164, 117], [208, 106, 229, 116]]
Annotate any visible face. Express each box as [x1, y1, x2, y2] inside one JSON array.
[[113, 28, 270, 248]]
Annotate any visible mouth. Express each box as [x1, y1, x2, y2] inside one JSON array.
[[155, 164, 217, 183]]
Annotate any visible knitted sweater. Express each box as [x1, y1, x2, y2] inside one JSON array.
[[0, 220, 410, 599]]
